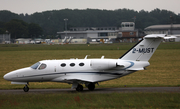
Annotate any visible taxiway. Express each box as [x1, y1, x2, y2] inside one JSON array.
[[0, 87, 179, 94]]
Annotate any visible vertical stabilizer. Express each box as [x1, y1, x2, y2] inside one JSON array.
[[119, 34, 176, 61]]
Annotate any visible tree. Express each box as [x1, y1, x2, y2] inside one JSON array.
[[5, 19, 28, 39], [4, 19, 43, 39], [0, 9, 179, 36], [0, 21, 5, 34], [0, 10, 20, 22], [28, 23, 43, 38]]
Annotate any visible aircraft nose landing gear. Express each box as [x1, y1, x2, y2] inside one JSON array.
[[76, 84, 83, 91], [23, 85, 29, 92]]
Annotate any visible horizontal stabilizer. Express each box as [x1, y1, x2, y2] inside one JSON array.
[[144, 34, 177, 39], [164, 36, 177, 39], [127, 68, 144, 70]]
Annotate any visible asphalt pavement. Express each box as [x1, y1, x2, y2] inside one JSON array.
[[0, 87, 179, 94]]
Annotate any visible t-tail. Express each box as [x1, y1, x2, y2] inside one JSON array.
[[119, 34, 176, 61]]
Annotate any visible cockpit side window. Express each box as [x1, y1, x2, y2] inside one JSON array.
[[30, 62, 40, 69], [38, 63, 47, 70]]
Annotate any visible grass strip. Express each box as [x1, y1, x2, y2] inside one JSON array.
[[0, 92, 180, 109]]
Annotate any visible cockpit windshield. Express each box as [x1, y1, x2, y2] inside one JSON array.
[[30, 62, 40, 69]]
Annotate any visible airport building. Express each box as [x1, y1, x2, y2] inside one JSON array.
[[57, 22, 141, 43], [144, 24, 180, 42], [0, 34, 11, 44], [57, 27, 119, 43], [117, 22, 140, 42]]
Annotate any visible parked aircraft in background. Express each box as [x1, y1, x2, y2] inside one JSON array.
[[3, 34, 176, 92]]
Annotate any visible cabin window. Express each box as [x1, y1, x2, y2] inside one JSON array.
[[38, 63, 47, 70], [61, 63, 66, 67], [79, 63, 84, 66], [31, 62, 40, 69], [70, 63, 75, 67]]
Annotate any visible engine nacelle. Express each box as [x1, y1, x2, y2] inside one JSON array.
[[90, 59, 117, 70]]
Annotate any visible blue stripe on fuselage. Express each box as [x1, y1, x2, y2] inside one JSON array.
[[12, 72, 124, 79]]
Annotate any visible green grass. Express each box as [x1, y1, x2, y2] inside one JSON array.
[[0, 42, 179, 51], [0, 93, 180, 109], [0, 42, 180, 89], [0, 43, 134, 51], [0, 43, 180, 109]]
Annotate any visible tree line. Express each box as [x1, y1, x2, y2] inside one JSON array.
[[0, 8, 180, 39], [0, 19, 42, 39]]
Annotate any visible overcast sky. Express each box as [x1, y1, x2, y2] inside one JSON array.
[[0, 0, 179, 14]]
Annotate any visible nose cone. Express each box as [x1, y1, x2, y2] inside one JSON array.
[[3, 67, 32, 81], [4, 70, 19, 81], [3, 73, 12, 81]]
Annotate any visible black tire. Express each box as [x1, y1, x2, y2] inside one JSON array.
[[88, 83, 95, 91], [23, 85, 29, 92], [76, 84, 83, 91]]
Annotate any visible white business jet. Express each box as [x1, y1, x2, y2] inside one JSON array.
[[3, 34, 176, 92]]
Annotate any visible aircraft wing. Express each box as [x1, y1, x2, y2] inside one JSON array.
[[52, 72, 120, 83]]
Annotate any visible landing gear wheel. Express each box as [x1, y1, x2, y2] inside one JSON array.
[[88, 83, 95, 91], [23, 85, 29, 92], [76, 84, 83, 91]]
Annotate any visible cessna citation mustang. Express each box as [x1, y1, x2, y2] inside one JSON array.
[[3, 34, 176, 92]]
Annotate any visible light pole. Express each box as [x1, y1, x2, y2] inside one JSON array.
[[170, 16, 173, 35], [132, 16, 136, 29], [132, 16, 136, 23], [64, 18, 68, 37]]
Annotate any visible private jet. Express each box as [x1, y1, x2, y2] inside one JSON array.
[[3, 34, 176, 92]]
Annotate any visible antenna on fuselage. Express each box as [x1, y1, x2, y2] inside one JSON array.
[[84, 55, 90, 59], [101, 56, 105, 59]]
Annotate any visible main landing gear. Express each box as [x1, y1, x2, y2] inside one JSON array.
[[76, 83, 95, 92], [76, 84, 83, 91], [87, 83, 95, 91], [23, 85, 29, 92]]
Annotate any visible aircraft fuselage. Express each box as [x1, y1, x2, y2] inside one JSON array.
[[4, 59, 149, 83]]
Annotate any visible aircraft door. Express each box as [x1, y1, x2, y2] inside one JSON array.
[[37, 62, 57, 81], [48, 63, 59, 73], [36, 63, 49, 81]]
